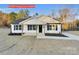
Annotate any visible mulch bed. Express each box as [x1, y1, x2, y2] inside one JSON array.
[[8, 33, 22, 36], [45, 33, 68, 37]]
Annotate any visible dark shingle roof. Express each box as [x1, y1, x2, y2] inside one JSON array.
[[12, 16, 31, 24]]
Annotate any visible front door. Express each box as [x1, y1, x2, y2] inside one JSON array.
[[39, 25, 42, 33]]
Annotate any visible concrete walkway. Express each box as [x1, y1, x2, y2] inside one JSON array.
[[37, 32, 79, 40], [62, 32, 79, 40]]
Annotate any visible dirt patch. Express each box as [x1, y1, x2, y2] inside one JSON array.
[[0, 28, 79, 55]]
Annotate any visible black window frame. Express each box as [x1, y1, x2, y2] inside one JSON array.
[[33, 25, 36, 30], [52, 24, 58, 30], [47, 24, 52, 30], [28, 25, 32, 30], [19, 25, 22, 30], [28, 25, 36, 30], [14, 24, 22, 30]]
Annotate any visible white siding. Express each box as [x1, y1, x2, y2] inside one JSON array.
[[23, 24, 37, 36], [45, 24, 61, 33], [11, 24, 14, 33], [11, 24, 62, 35], [57, 24, 61, 33], [11, 24, 23, 33], [23, 25, 45, 36]]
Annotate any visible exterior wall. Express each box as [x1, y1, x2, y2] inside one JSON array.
[[11, 24, 23, 33], [11, 24, 62, 35], [45, 24, 61, 33], [23, 24, 37, 36], [57, 24, 61, 33], [23, 24, 47, 36]]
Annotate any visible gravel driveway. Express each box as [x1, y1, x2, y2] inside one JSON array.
[[0, 28, 79, 55]]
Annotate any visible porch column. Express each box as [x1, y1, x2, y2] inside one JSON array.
[[57, 24, 62, 33]]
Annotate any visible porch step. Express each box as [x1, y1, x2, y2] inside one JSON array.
[[22, 33, 37, 36]]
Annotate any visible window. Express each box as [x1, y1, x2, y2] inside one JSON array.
[[14, 25, 18, 30], [52, 24, 57, 30], [14, 25, 22, 30], [16, 25, 18, 30], [33, 25, 36, 30], [28, 25, 36, 30], [47, 24, 52, 30], [14, 25, 16, 30], [19, 25, 22, 30], [47, 24, 58, 31], [28, 25, 32, 30]]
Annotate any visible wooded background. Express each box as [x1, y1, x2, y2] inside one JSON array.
[[0, 8, 79, 30]]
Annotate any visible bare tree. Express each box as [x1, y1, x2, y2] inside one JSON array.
[[59, 8, 71, 21], [59, 8, 78, 30]]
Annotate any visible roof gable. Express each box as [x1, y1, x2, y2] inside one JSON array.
[[19, 15, 60, 24], [37, 15, 60, 23]]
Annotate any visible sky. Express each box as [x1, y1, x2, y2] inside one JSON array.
[[0, 4, 79, 16]]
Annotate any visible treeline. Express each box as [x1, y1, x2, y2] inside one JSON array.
[[0, 8, 79, 30], [0, 9, 29, 27]]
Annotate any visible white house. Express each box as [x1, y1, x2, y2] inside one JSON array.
[[10, 15, 62, 36]]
